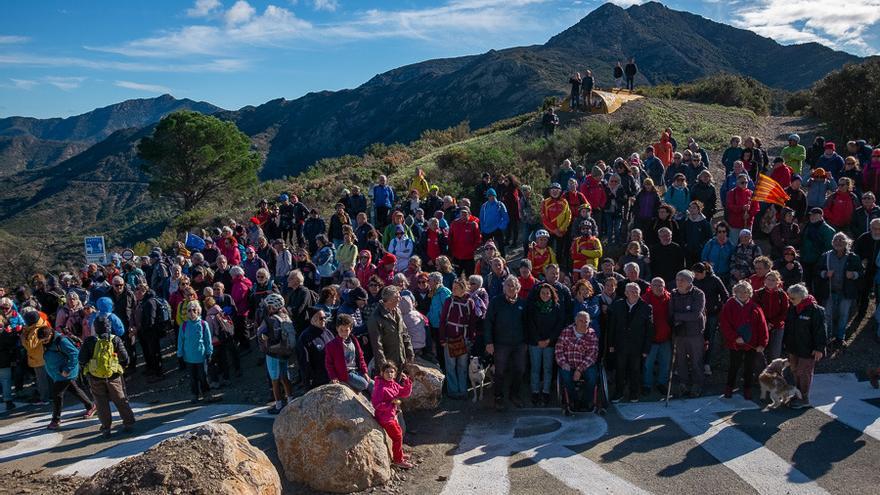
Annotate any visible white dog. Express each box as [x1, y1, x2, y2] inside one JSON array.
[[468, 357, 493, 403], [759, 358, 803, 409]]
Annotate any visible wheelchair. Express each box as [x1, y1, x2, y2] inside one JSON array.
[[557, 363, 609, 416]]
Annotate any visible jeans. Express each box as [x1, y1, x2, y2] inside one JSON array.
[[187, 362, 210, 397], [528, 345, 554, 394], [559, 366, 597, 409], [34, 365, 51, 402], [0, 367, 11, 402], [766, 329, 785, 360], [444, 346, 469, 396], [346, 371, 371, 393], [602, 212, 622, 245], [493, 343, 527, 399], [643, 342, 671, 388], [824, 293, 853, 341]]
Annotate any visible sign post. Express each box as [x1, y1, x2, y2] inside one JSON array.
[[84, 236, 107, 265]]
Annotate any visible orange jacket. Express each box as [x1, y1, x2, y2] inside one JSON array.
[[527, 244, 557, 278], [541, 197, 572, 236], [654, 133, 674, 167], [570, 236, 603, 270]]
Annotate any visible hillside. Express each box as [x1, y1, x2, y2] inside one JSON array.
[[0, 97, 797, 285], [217, 1, 859, 179], [0, 95, 223, 175]]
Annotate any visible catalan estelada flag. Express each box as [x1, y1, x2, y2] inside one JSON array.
[[752, 173, 790, 207]]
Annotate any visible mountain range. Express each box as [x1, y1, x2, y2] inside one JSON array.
[[0, 1, 866, 264]]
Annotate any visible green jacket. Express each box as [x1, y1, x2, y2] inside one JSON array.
[[782, 145, 807, 174], [800, 220, 835, 264]]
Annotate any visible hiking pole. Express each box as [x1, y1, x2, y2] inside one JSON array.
[[665, 338, 677, 408]]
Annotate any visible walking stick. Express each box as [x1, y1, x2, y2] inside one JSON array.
[[665, 338, 677, 407]]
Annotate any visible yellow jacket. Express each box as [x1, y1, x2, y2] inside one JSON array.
[[409, 176, 430, 199], [21, 321, 48, 367]]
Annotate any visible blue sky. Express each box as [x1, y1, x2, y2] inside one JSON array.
[[2, 0, 878, 118]]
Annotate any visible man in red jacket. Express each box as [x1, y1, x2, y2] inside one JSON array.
[[725, 174, 759, 241], [448, 207, 482, 276], [642, 277, 672, 396]]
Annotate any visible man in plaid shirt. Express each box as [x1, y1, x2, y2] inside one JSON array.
[[555, 311, 599, 414]]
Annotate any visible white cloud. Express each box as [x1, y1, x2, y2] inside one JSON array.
[[187, 0, 221, 18], [0, 54, 247, 73], [115, 80, 173, 93], [733, 0, 880, 55], [45, 76, 86, 90], [0, 35, 29, 44], [87, 0, 548, 61], [313, 0, 338, 11], [9, 78, 38, 90], [607, 0, 644, 7], [225, 0, 257, 26]]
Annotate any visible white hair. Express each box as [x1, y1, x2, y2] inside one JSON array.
[[230, 266, 245, 277], [624, 262, 640, 274]]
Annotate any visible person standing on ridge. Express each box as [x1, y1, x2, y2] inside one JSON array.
[[613, 61, 624, 90], [624, 57, 638, 91]]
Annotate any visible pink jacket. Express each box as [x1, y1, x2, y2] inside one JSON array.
[[230, 275, 253, 317], [371, 375, 412, 424]]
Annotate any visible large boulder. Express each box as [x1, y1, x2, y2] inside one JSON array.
[[76, 423, 280, 495], [401, 361, 445, 411], [274, 383, 392, 493]]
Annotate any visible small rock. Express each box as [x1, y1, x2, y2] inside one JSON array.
[[436, 475, 448, 482]]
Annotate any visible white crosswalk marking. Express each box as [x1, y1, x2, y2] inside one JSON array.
[[811, 373, 880, 442], [57, 403, 271, 476], [616, 395, 830, 495], [442, 415, 652, 495]]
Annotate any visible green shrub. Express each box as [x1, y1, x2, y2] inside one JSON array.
[[784, 90, 813, 116], [811, 60, 880, 143], [419, 121, 471, 147], [634, 74, 771, 116]]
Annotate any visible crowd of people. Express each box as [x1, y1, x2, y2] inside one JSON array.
[[3, 127, 880, 457]]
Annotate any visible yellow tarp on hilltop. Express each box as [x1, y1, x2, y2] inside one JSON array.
[[560, 89, 643, 114]]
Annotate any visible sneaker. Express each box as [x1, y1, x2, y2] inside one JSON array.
[[267, 405, 283, 415], [531, 393, 540, 406], [563, 404, 573, 417], [611, 395, 623, 404], [190, 396, 203, 404], [47, 420, 60, 430], [101, 429, 112, 439], [629, 397, 639, 403], [868, 368, 880, 389], [393, 460, 414, 470], [122, 425, 135, 434], [789, 399, 811, 409], [5, 401, 15, 411], [83, 405, 97, 419], [704, 364, 712, 376]]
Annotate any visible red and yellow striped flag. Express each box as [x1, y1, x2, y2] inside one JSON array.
[[752, 173, 790, 206]]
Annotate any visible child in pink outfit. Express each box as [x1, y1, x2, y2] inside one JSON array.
[[371, 361, 413, 469]]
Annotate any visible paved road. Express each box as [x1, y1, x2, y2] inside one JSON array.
[[1, 373, 878, 494]]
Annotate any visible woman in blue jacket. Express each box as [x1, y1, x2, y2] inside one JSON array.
[[38, 318, 95, 430], [177, 301, 216, 403], [701, 222, 736, 283]]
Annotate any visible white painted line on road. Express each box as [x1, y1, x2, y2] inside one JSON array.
[[617, 396, 830, 495], [57, 403, 270, 476], [0, 404, 153, 463], [442, 415, 652, 495], [441, 421, 510, 495], [811, 373, 880, 442]]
